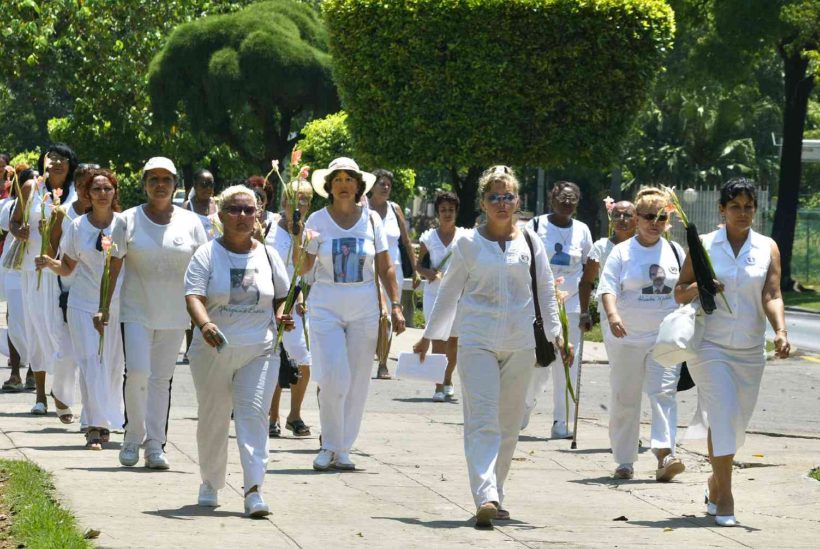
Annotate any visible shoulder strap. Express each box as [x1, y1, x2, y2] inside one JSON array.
[[369, 213, 386, 317], [533, 216, 540, 232], [667, 239, 682, 269], [523, 230, 543, 325]]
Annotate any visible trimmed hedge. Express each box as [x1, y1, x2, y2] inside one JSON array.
[[323, 0, 675, 169]]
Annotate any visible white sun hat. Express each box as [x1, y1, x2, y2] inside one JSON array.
[[310, 157, 376, 198], [142, 156, 178, 177]]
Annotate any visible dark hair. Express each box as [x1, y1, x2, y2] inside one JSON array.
[[193, 168, 213, 185], [74, 163, 101, 183], [37, 143, 78, 190], [369, 168, 394, 197], [720, 177, 757, 208], [85, 168, 122, 212], [435, 191, 460, 213], [324, 170, 366, 204], [252, 187, 267, 205], [0, 153, 10, 164], [551, 180, 581, 201]]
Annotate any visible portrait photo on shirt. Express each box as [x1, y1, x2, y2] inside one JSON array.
[[229, 268, 260, 307], [641, 263, 673, 295], [332, 237, 365, 283], [550, 242, 571, 266]]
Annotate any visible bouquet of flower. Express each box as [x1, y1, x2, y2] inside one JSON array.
[[2, 170, 29, 270], [98, 235, 116, 357], [276, 229, 319, 348], [37, 185, 65, 289], [555, 277, 578, 420], [662, 186, 731, 314], [603, 196, 615, 237]]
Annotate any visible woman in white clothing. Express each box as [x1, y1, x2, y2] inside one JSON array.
[[675, 178, 789, 527], [118, 157, 208, 470], [416, 191, 464, 402], [367, 169, 415, 380], [186, 185, 293, 517], [598, 188, 685, 482], [36, 169, 126, 449], [413, 166, 565, 528], [266, 180, 314, 438], [524, 182, 593, 438], [9, 144, 78, 415], [303, 157, 406, 471]]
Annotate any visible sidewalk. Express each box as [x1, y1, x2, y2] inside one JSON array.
[[0, 327, 819, 548]]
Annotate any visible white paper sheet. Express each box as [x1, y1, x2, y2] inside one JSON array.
[[396, 352, 447, 383]]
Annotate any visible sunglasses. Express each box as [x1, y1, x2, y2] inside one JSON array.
[[486, 192, 517, 205], [556, 192, 580, 204], [224, 205, 257, 216], [637, 212, 669, 223]]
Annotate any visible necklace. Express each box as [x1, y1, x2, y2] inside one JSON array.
[[549, 218, 574, 250]]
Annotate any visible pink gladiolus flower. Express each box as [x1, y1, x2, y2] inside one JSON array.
[[304, 229, 319, 241], [603, 196, 615, 213], [271, 160, 280, 172], [299, 166, 310, 180], [52, 188, 63, 200], [664, 203, 677, 214], [291, 149, 303, 166], [101, 235, 113, 253], [554, 276, 565, 286], [557, 290, 570, 304]]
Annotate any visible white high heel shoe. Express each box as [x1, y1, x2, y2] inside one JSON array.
[[715, 515, 737, 527], [704, 488, 717, 516]]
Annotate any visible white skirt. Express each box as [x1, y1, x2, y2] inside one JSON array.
[[685, 340, 765, 457]]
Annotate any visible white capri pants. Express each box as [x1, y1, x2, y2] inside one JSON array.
[[121, 322, 184, 450], [309, 284, 379, 454], [282, 311, 311, 366], [459, 346, 534, 508], [604, 337, 681, 465], [189, 340, 278, 492], [4, 276, 29, 365], [67, 306, 124, 429]]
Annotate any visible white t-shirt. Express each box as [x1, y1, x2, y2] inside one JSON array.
[[379, 202, 403, 266], [185, 240, 289, 347], [61, 214, 127, 314], [419, 227, 465, 299], [588, 237, 615, 271], [596, 236, 685, 344], [56, 202, 86, 291], [120, 205, 208, 329], [526, 216, 593, 314], [305, 207, 388, 286], [265, 215, 295, 278]]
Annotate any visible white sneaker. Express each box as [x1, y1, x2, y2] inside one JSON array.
[[119, 442, 140, 467], [333, 452, 355, 470], [432, 391, 446, 402], [30, 402, 47, 415], [443, 385, 455, 398], [313, 449, 334, 471], [198, 483, 219, 507], [244, 491, 270, 518], [551, 421, 572, 439], [145, 449, 170, 470]]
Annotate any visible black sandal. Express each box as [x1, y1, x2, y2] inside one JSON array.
[[85, 429, 102, 451], [99, 429, 110, 443], [286, 419, 311, 437], [269, 420, 281, 438]]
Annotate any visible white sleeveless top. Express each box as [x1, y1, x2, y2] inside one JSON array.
[[701, 228, 773, 349], [379, 202, 402, 265], [20, 183, 77, 272]]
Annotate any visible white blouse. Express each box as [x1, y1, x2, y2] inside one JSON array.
[[701, 228, 773, 349], [419, 226, 465, 298], [424, 229, 561, 352]]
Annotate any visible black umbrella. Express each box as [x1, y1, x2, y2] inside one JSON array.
[[684, 223, 718, 314]]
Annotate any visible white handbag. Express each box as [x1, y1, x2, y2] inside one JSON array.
[[652, 303, 705, 367]]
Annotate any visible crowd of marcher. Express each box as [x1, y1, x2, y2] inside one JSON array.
[[0, 147, 790, 527]]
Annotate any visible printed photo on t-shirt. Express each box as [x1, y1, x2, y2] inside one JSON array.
[[641, 264, 673, 295], [332, 237, 365, 283], [550, 242, 571, 266], [229, 268, 260, 306]]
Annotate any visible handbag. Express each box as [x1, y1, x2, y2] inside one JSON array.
[[523, 230, 556, 367], [391, 203, 413, 278], [278, 346, 300, 388], [371, 215, 392, 365], [652, 241, 704, 372]]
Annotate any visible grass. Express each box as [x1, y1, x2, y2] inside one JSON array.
[[584, 323, 603, 343], [784, 288, 820, 312], [810, 467, 820, 482], [0, 459, 91, 548]]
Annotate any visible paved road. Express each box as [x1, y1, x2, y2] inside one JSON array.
[[769, 309, 820, 353]]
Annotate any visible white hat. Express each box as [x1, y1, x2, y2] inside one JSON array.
[[142, 156, 177, 177], [310, 157, 376, 198]]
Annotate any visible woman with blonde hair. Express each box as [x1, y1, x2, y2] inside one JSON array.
[[597, 187, 685, 481], [414, 166, 565, 528]]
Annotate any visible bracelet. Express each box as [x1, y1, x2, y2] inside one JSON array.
[[198, 321, 213, 331], [775, 329, 788, 334], [391, 302, 403, 311]]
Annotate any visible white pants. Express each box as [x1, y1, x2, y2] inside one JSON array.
[[68, 307, 124, 429], [524, 311, 581, 426], [309, 284, 379, 454], [5, 284, 29, 365], [282, 312, 311, 366], [121, 322, 184, 449], [189, 340, 278, 491], [605, 338, 681, 465], [459, 346, 534, 508]]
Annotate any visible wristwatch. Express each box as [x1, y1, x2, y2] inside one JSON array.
[[391, 302, 403, 311]]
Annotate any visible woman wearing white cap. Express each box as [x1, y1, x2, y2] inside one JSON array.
[[118, 157, 208, 469], [302, 157, 405, 471], [413, 166, 565, 528]]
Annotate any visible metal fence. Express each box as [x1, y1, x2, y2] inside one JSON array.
[[764, 209, 820, 287]]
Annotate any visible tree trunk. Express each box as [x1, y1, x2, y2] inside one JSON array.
[[451, 166, 482, 227], [771, 48, 814, 291]]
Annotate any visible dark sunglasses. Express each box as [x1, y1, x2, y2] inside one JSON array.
[[486, 192, 517, 205], [637, 212, 669, 223], [224, 205, 257, 216], [556, 192, 579, 204]]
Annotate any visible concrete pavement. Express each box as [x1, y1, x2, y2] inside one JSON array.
[[0, 328, 819, 548]]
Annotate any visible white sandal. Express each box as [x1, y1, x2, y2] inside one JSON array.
[[30, 402, 47, 415]]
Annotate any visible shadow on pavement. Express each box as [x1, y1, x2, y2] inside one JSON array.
[[269, 447, 319, 455], [626, 516, 761, 532], [65, 466, 195, 474], [568, 476, 659, 486], [392, 397, 460, 404], [556, 448, 611, 455], [144, 504, 245, 520], [373, 516, 471, 529]]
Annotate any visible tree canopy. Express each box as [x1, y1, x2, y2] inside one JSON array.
[[323, 0, 675, 224], [148, 0, 338, 171]]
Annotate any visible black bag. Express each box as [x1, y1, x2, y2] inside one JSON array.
[[278, 346, 300, 388], [57, 276, 69, 323], [524, 230, 556, 367], [391, 203, 414, 278], [668, 241, 696, 392], [419, 251, 431, 270]]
